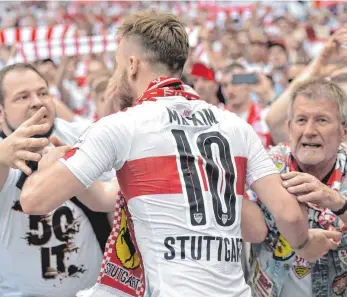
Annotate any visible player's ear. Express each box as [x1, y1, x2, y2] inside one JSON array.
[[129, 56, 139, 78]]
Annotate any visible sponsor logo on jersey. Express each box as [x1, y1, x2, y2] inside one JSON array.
[[115, 209, 140, 269], [273, 235, 295, 261], [164, 236, 243, 262], [332, 271, 347, 296], [193, 213, 203, 224]]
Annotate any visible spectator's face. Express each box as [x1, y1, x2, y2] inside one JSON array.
[[269, 46, 287, 69], [0, 70, 55, 133], [192, 76, 218, 105], [221, 69, 251, 108], [237, 31, 249, 46], [289, 95, 347, 170], [21, 15, 37, 27], [249, 42, 268, 63], [87, 60, 106, 78], [87, 60, 107, 86]]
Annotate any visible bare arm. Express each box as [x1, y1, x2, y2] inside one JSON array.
[[20, 141, 119, 214], [21, 161, 85, 214], [75, 179, 119, 213], [21, 165, 119, 215], [251, 173, 309, 249], [266, 25, 347, 143], [241, 198, 267, 243]]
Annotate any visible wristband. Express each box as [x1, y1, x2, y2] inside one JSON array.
[[332, 199, 347, 216]]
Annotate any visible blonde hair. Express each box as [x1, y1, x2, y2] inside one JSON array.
[[117, 10, 189, 75], [289, 78, 347, 124]]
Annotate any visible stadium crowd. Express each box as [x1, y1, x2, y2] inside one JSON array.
[[0, 1, 347, 297]]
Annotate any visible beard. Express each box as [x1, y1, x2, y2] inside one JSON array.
[[3, 112, 54, 138], [118, 69, 135, 111]]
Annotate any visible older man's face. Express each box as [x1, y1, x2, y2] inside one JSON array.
[[289, 95, 347, 170]]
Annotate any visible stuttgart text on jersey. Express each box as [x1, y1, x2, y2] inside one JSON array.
[[167, 108, 219, 126], [164, 236, 243, 262]]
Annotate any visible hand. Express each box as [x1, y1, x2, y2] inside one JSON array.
[[38, 136, 71, 171], [313, 24, 347, 76], [251, 73, 274, 104], [0, 107, 50, 175], [281, 171, 344, 211], [296, 229, 341, 262]]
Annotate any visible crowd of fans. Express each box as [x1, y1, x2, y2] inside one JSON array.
[[0, 1, 346, 127], [1, 1, 347, 297]]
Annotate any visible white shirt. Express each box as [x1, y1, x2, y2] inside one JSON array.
[[0, 118, 107, 297], [60, 98, 279, 297]]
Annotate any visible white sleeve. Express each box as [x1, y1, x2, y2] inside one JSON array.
[[245, 124, 278, 187], [59, 113, 134, 187]]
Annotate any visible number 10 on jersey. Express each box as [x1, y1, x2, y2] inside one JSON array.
[[171, 129, 237, 228]]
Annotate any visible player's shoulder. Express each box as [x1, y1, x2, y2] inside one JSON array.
[[53, 118, 92, 146]]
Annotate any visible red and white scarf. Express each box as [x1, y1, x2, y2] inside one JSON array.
[[133, 76, 200, 106], [80, 77, 199, 297]]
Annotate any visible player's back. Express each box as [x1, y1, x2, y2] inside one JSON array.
[[116, 97, 254, 297]]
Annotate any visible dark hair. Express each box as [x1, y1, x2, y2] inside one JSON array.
[[268, 42, 287, 53], [222, 63, 246, 75], [0, 63, 48, 105], [36, 58, 57, 67]]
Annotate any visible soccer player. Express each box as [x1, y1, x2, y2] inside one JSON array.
[[21, 11, 341, 297]]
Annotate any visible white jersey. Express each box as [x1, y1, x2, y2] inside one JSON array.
[[0, 118, 108, 297], [60, 98, 278, 297]]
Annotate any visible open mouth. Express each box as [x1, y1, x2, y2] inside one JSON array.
[[302, 143, 321, 148]]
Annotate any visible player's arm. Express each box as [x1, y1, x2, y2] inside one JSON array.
[[76, 179, 119, 212], [21, 162, 86, 214], [20, 115, 130, 214], [243, 125, 309, 249], [251, 174, 309, 248], [241, 198, 267, 243]]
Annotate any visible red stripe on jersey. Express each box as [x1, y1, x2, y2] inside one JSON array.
[[234, 156, 247, 195], [63, 147, 79, 160], [117, 156, 183, 201], [117, 155, 248, 200], [198, 156, 208, 191]]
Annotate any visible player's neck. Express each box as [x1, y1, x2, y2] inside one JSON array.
[[135, 69, 175, 98]]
